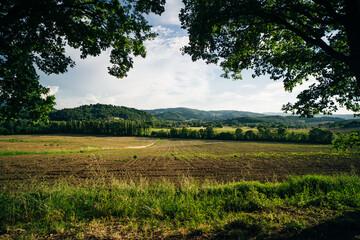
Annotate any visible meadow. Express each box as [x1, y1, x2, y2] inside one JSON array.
[[1, 135, 360, 239]]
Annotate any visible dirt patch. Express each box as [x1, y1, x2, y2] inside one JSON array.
[[1, 135, 359, 187]]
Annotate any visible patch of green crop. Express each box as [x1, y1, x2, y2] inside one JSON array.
[[0, 147, 139, 156], [0, 138, 67, 144], [0, 149, 105, 156], [223, 151, 356, 160], [0, 138, 26, 142]]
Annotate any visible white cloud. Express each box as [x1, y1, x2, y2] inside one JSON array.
[[84, 94, 99, 104], [240, 84, 257, 89], [41, 85, 59, 99], [147, 0, 183, 26], [152, 25, 174, 36], [40, 26, 215, 110], [39, 32, 308, 113], [265, 81, 283, 91], [47, 86, 59, 95]]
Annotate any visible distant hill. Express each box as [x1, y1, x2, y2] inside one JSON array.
[[221, 115, 345, 126], [330, 114, 360, 120], [49, 104, 155, 122], [144, 107, 264, 121], [48, 104, 351, 125], [263, 112, 360, 120]]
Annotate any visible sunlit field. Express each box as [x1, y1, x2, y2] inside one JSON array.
[[1, 135, 359, 185], [0, 135, 157, 153], [1, 135, 360, 239]]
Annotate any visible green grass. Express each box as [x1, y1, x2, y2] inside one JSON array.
[[0, 146, 154, 156], [0, 136, 160, 156], [0, 138, 67, 144], [0, 149, 108, 156], [1, 175, 360, 239]]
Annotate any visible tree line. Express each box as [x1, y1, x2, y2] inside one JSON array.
[[151, 125, 334, 144], [0, 120, 150, 137], [0, 120, 334, 144]]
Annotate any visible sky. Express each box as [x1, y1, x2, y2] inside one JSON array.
[[39, 0, 350, 114]]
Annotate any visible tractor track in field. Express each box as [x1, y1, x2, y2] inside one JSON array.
[[1, 136, 360, 185], [124, 138, 160, 149]]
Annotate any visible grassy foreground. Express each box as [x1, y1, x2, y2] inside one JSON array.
[[1, 175, 360, 239]]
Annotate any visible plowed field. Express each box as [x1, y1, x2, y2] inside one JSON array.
[[1, 135, 359, 186]]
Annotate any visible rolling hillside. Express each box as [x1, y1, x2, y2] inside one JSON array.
[[144, 107, 264, 121], [48, 105, 351, 126], [49, 104, 155, 122], [220, 115, 344, 126]]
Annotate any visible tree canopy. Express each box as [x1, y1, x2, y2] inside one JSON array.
[[180, 0, 360, 117], [0, 0, 165, 121], [48, 103, 155, 122]]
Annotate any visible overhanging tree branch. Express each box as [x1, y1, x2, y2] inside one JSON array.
[[180, 0, 360, 116], [266, 13, 350, 66], [312, 0, 346, 24], [0, 0, 165, 121]]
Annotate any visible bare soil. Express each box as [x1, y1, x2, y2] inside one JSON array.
[[1, 135, 359, 187]]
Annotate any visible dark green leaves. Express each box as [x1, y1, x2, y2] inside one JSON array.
[[180, 0, 360, 116], [0, 0, 165, 121]]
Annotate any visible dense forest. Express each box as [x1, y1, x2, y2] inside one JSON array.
[[324, 120, 360, 129], [0, 120, 150, 136], [218, 115, 344, 128], [48, 104, 155, 123], [144, 107, 264, 121]]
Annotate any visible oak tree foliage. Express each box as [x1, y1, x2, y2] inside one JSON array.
[[0, 0, 165, 120], [180, 0, 360, 117]]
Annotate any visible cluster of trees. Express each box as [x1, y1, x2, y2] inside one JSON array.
[[0, 119, 335, 144], [181, 0, 360, 117], [151, 125, 334, 144], [48, 104, 155, 122], [332, 132, 360, 152], [145, 107, 263, 121], [220, 116, 343, 128], [325, 120, 360, 129], [152, 120, 222, 128], [0, 120, 150, 136], [151, 115, 345, 130], [1, 0, 166, 121]]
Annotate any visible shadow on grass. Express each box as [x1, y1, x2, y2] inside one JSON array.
[[162, 219, 263, 240], [211, 220, 263, 240], [165, 211, 360, 240], [276, 210, 360, 240]]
